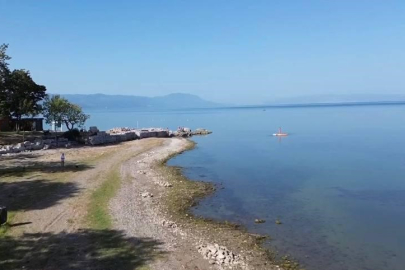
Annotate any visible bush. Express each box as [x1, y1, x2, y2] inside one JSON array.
[[63, 129, 81, 141]]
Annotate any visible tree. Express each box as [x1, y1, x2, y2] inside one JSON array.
[[64, 103, 89, 130], [43, 95, 90, 131], [0, 45, 47, 130], [0, 44, 11, 116], [5, 69, 46, 130], [0, 44, 11, 83], [42, 95, 69, 128]]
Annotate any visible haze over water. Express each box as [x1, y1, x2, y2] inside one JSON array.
[[89, 104, 405, 270]]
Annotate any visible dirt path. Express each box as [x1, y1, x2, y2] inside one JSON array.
[[10, 140, 159, 235], [1, 139, 165, 270]]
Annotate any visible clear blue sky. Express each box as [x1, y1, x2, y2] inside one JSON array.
[[1, 0, 404, 104]]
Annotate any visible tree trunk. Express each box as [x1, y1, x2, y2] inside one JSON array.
[[15, 116, 21, 132], [65, 121, 74, 131]]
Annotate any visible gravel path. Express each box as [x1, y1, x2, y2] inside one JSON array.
[[110, 138, 216, 270]]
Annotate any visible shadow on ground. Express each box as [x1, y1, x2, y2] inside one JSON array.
[[0, 161, 93, 177], [0, 229, 165, 270], [0, 179, 80, 211]]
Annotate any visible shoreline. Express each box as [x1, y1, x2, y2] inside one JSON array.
[[2, 137, 297, 269], [157, 139, 302, 270], [111, 137, 295, 270]]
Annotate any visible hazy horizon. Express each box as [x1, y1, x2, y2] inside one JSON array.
[[1, 1, 404, 104], [58, 92, 405, 107]]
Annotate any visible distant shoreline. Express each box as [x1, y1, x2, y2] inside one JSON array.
[[81, 100, 405, 113], [222, 100, 405, 110]]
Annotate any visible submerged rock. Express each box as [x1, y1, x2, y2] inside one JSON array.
[[255, 219, 266, 224]]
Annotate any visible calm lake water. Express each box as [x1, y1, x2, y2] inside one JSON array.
[[89, 104, 405, 270]]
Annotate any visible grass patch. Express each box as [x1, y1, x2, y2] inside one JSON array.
[[86, 138, 165, 230], [87, 166, 121, 230]]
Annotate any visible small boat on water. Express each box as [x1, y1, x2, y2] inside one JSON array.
[[273, 127, 288, 136]]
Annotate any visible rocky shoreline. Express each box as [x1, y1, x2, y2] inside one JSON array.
[[113, 138, 292, 270]]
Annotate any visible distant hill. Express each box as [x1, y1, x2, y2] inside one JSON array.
[[266, 94, 405, 105], [57, 93, 221, 111]]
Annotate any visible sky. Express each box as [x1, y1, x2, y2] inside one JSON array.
[[1, 0, 405, 105]]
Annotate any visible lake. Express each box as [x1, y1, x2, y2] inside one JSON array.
[[88, 104, 405, 270]]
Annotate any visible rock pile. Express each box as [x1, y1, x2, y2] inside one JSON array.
[[197, 243, 243, 267], [173, 128, 212, 137], [88, 127, 171, 145], [0, 138, 69, 155], [88, 130, 137, 145], [193, 128, 213, 135], [135, 128, 170, 139], [108, 127, 134, 134]]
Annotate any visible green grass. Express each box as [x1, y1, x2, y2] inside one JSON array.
[[86, 138, 164, 230], [0, 213, 14, 236], [87, 166, 121, 229]]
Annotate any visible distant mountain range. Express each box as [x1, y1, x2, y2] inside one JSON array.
[[266, 94, 405, 105], [58, 93, 221, 111], [56, 93, 405, 111]]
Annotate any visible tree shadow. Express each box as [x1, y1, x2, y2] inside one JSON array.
[[0, 179, 80, 211], [0, 161, 93, 177], [0, 229, 166, 270]]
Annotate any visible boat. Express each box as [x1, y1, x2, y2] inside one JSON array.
[[273, 127, 288, 136]]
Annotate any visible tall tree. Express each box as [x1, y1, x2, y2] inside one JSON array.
[[6, 69, 46, 130], [0, 45, 47, 129], [43, 95, 90, 131], [0, 44, 11, 116]]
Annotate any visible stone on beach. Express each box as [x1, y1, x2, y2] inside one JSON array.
[[197, 243, 243, 267], [162, 219, 177, 228], [141, 192, 153, 198], [157, 180, 172, 187]]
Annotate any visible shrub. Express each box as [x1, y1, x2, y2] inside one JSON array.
[[63, 128, 81, 141]]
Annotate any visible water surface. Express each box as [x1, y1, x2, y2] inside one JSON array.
[[89, 105, 405, 270]]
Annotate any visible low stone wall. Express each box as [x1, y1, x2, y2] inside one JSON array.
[[0, 127, 212, 155], [88, 128, 171, 146], [135, 129, 170, 139], [88, 131, 137, 145], [0, 137, 69, 155]]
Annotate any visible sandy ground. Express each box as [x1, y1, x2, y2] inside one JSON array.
[[1, 138, 284, 270]]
